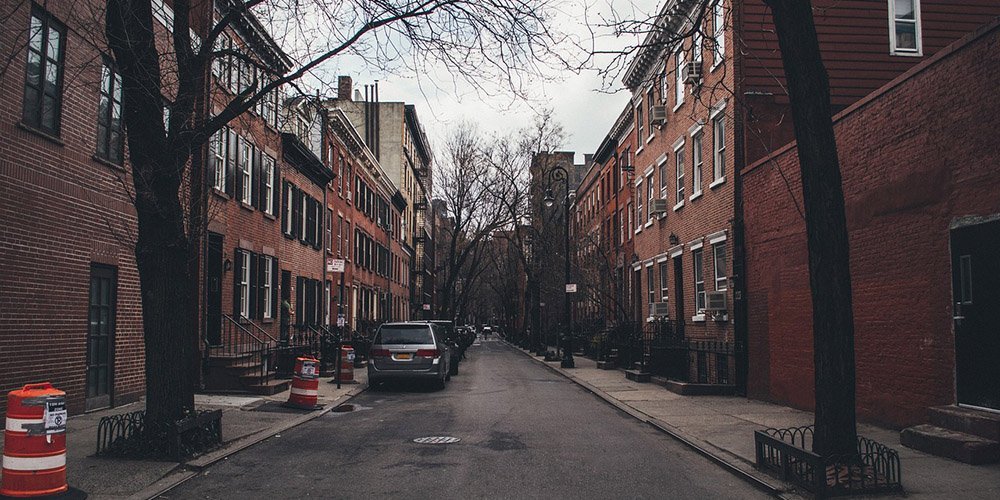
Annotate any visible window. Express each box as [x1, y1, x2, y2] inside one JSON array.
[[646, 173, 654, 221], [240, 137, 253, 204], [659, 262, 669, 301], [647, 266, 655, 307], [693, 249, 705, 311], [261, 256, 273, 319], [626, 205, 633, 240], [635, 185, 643, 228], [647, 87, 656, 134], [713, 114, 726, 182], [283, 182, 294, 235], [262, 155, 274, 214], [674, 48, 685, 108], [660, 69, 669, 103], [889, 0, 921, 55], [675, 145, 685, 204], [94, 63, 125, 164], [326, 208, 333, 253], [210, 128, 227, 190], [23, 7, 66, 135], [213, 33, 231, 86], [635, 100, 644, 149], [238, 251, 251, 318], [714, 243, 728, 291], [713, 1, 725, 66], [692, 132, 703, 196], [658, 158, 669, 198], [337, 215, 344, 256]]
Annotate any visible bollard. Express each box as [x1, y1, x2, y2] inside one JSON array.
[[334, 347, 356, 384], [1, 383, 68, 498]]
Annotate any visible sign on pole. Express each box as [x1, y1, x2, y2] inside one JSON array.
[[328, 258, 346, 273], [337, 314, 346, 327], [422, 304, 431, 311], [565, 284, 578, 293]]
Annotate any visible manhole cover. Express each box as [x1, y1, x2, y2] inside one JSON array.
[[332, 404, 356, 413], [413, 436, 461, 445]]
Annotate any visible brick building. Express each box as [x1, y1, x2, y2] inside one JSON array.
[[743, 20, 1000, 430], [0, 1, 145, 413], [606, 0, 1000, 392]]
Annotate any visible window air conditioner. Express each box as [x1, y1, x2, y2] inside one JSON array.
[[651, 105, 668, 125], [650, 301, 670, 318], [683, 62, 703, 84], [649, 198, 669, 215], [705, 291, 727, 311]]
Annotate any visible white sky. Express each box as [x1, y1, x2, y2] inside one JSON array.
[[316, 0, 662, 167]]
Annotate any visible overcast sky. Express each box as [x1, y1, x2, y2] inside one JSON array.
[[315, 0, 662, 167]]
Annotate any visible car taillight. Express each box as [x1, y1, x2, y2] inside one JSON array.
[[416, 349, 439, 358], [371, 349, 391, 358]]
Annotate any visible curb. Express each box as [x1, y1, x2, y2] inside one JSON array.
[[137, 383, 368, 500], [503, 341, 793, 498]]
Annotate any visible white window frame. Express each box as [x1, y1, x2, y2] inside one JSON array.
[[888, 0, 922, 56], [693, 248, 705, 312], [635, 182, 644, 230], [646, 87, 656, 136], [645, 172, 655, 224], [674, 48, 685, 111], [239, 251, 251, 319], [713, 242, 728, 291], [284, 183, 294, 234], [712, 0, 725, 70], [674, 138, 685, 207], [240, 137, 253, 204], [262, 256, 273, 319], [711, 105, 727, 186], [691, 131, 704, 199], [659, 261, 669, 301], [635, 100, 645, 149], [657, 154, 669, 199], [262, 155, 274, 214], [211, 128, 227, 191], [647, 264, 656, 307], [693, 30, 703, 65]]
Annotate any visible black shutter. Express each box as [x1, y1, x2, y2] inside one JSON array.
[[271, 258, 279, 320], [292, 187, 301, 240], [234, 136, 244, 202], [315, 280, 323, 325], [313, 201, 323, 250], [207, 133, 217, 188], [257, 255, 267, 319], [233, 249, 243, 317], [281, 181, 290, 236], [272, 161, 281, 216], [225, 129, 237, 196], [249, 252, 258, 320], [306, 197, 316, 247], [295, 276, 305, 325], [252, 148, 261, 210]]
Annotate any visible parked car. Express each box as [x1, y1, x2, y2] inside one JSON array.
[[421, 320, 461, 376], [368, 322, 451, 389]]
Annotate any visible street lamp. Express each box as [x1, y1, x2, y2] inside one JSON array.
[[543, 166, 575, 368]]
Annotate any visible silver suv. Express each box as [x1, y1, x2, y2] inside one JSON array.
[[368, 322, 451, 388]]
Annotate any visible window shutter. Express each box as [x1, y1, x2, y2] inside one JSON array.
[[257, 255, 267, 319], [249, 252, 258, 320], [233, 249, 243, 317], [207, 132, 217, 188], [295, 276, 305, 326], [235, 137, 244, 201], [315, 280, 323, 325], [313, 202, 323, 250], [281, 181, 290, 235], [292, 187, 302, 239], [252, 148, 262, 209], [271, 258, 279, 321], [226, 129, 237, 196]]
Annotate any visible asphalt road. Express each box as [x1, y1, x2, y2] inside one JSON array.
[[162, 339, 770, 499]]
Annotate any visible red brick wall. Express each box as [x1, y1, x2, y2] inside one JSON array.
[[0, 3, 144, 414], [742, 21, 1000, 428]]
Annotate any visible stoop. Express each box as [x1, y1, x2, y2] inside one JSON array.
[[900, 406, 1000, 464]]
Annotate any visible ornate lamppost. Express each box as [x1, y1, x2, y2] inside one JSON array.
[[543, 166, 575, 368]]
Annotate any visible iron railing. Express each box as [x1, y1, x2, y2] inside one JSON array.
[[205, 314, 272, 383], [594, 320, 736, 384], [755, 425, 902, 497]]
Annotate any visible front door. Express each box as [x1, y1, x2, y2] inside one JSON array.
[[673, 256, 685, 338], [952, 219, 1000, 410], [86, 265, 116, 411], [206, 233, 223, 346], [281, 270, 291, 341]]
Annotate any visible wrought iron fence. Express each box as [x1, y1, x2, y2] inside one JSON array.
[[205, 314, 272, 382], [754, 425, 902, 497], [96, 408, 223, 461]]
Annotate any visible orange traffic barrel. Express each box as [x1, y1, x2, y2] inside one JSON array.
[[286, 357, 320, 409], [1, 382, 68, 498], [335, 347, 355, 384]]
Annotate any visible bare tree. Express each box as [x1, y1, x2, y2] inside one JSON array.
[[89, 0, 575, 439], [599, 0, 857, 459]]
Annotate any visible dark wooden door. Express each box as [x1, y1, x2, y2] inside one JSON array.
[[952, 220, 1000, 410], [207, 233, 223, 346], [86, 265, 116, 411], [281, 270, 291, 341]]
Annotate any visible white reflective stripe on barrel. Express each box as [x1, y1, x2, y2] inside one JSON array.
[[290, 388, 318, 396], [5, 417, 43, 433], [2, 453, 66, 471]]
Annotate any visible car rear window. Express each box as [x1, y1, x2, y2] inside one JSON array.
[[375, 325, 434, 345]]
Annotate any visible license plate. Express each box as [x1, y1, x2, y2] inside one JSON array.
[[395, 353, 412, 360]]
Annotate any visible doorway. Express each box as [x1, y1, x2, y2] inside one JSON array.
[[86, 265, 117, 411], [206, 233, 223, 346], [952, 219, 1000, 411], [673, 255, 685, 338]]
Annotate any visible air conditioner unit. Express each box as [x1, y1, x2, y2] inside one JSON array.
[[683, 62, 703, 84], [649, 198, 669, 215], [650, 301, 670, 318], [346, 191, 353, 202], [651, 105, 668, 125], [705, 290, 727, 311]]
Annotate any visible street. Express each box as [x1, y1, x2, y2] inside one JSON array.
[[160, 339, 769, 499]]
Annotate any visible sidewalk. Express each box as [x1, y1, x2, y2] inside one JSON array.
[[1, 370, 367, 500], [512, 343, 1000, 499]]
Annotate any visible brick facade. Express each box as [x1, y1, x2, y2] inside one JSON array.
[[742, 20, 1000, 428]]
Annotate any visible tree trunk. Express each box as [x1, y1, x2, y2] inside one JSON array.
[[764, 0, 858, 458], [107, 0, 196, 431]]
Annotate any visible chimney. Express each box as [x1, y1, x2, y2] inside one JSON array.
[[338, 76, 353, 101]]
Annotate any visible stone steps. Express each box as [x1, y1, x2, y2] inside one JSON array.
[[900, 424, 1000, 465]]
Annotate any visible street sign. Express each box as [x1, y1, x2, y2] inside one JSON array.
[[422, 304, 431, 311], [566, 284, 578, 293], [328, 258, 345, 273], [337, 314, 346, 327]]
